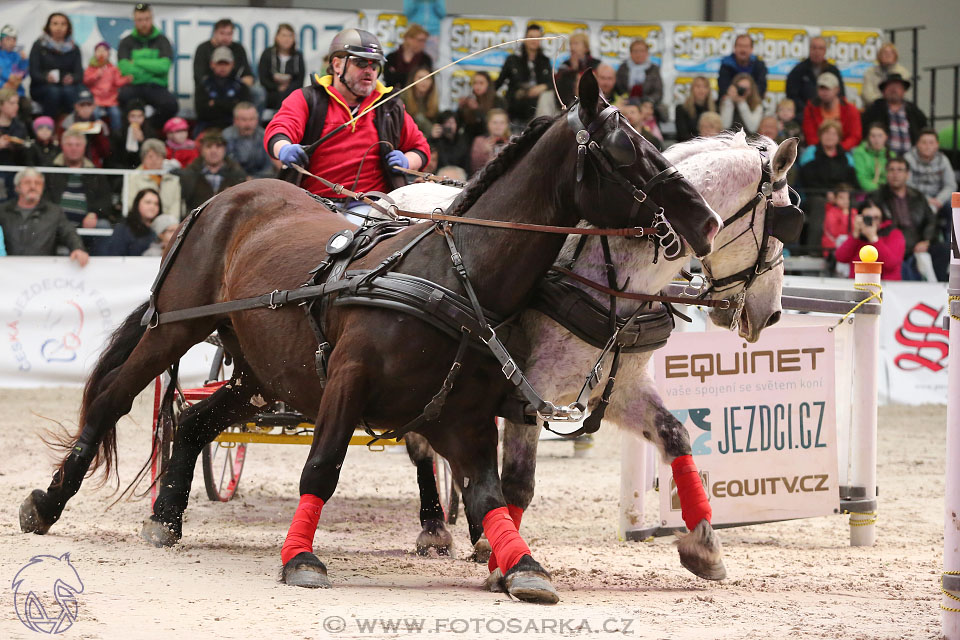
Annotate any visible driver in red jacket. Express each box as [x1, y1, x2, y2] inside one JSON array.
[[264, 29, 430, 224]]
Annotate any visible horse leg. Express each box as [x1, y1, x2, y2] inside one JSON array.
[[405, 432, 453, 556], [280, 360, 366, 589], [141, 368, 264, 547], [20, 305, 216, 535], [611, 362, 726, 580]]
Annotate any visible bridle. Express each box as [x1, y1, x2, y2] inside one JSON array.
[[566, 98, 687, 259], [690, 144, 804, 327]]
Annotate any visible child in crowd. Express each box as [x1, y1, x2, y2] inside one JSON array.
[[635, 98, 662, 148], [24, 115, 59, 166], [143, 213, 179, 256], [775, 99, 802, 144], [163, 117, 199, 168], [83, 41, 131, 132], [822, 184, 853, 263]]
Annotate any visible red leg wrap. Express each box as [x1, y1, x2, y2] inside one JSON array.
[[281, 494, 325, 565], [483, 506, 531, 574], [488, 504, 524, 573], [671, 455, 712, 531]]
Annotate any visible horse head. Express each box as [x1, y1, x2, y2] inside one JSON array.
[[569, 70, 722, 257]]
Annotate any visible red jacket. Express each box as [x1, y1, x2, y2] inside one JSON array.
[[834, 220, 904, 280], [264, 75, 429, 198], [803, 99, 862, 151], [821, 203, 851, 254], [83, 62, 131, 107]]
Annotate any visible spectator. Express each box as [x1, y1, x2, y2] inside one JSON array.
[[757, 115, 780, 141], [29, 13, 83, 119], [496, 23, 552, 125], [162, 116, 198, 169], [861, 74, 927, 156], [457, 71, 506, 139], [144, 212, 178, 256], [674, 76, 716, 142], [60, 88, 112, 167], [195, 47, 251, 132], [718, 33, 767, 98], [384, 24, 432, 89], [104, 187, 161, 256], [0, 25, 28, 97], [822, 184, 853, 258], [46, 130, 116, 231], [110, 99, 157, 170], [905, 128, 957, 215], [469, 108, 510, 175], [0, 167, 88, 264], [429, 110, 470, 172], [799, 120, 856, 253], [835, 198, 904, 280], [193, 19, 255, 96], [436, 165, 467, 182], [802, 72, 861, 151], [774, 99, 803, 144], [595, 63, 617, 103], [402, 67, 439, 137], [786, 36, 846, 119], [24, 116, 59, 167], [697, 111, 723, 137], [870, 156, 937, 280], [177, 129, 245, 210], [0, 86, 28, 198], [258, 23, 305, 113], [556, 33, 600, 106], [422, 143, 439, 176], [852, 122, 890, 192], [615, 38, 664, 109], [720, 72, 764, 134], [632, 98, 663, 149], [861, 43, 910, 107], [84, 41, 131, 133], [223, 102, 275, 179], [128, 138, 182, 217], [117, 3, 178, 129]]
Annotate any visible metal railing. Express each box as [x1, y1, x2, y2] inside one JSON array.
[[925, 63, 960, 153]]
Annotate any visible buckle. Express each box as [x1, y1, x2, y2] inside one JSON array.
[[501, 359, 518, 380], [268, 289, 282, 309]]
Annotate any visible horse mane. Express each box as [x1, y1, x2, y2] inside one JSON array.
[[447, 115, 557, 217]]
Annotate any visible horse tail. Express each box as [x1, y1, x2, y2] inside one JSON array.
[[45, 301, 151, 487]]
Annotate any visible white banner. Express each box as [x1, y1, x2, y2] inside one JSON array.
[[1, 257, 216, 388], [655, 325, 840, 527]]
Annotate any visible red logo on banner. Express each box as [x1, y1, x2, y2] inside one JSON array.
[[894, 303, 949, 371]]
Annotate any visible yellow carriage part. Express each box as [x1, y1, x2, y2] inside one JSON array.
[[212, 424, 404, 449]]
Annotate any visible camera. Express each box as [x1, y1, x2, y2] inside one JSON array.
[[862, 215, 876, 226], [736, 85, 748, 97]]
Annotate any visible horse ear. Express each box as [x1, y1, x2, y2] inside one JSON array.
[[577, 69, 600, 121], [772, 137, 799, 178]]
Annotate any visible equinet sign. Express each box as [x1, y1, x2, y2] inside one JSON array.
[[664, 346, 825, 383]]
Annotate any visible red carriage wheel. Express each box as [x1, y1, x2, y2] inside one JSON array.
[[201, 437, 247, 502]]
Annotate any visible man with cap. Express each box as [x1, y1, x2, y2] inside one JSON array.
[[117, 3, 178, 129], [176, 128, 246, 210], [60, 87, 112, 167], [0, 25, 28, 97], [193, 19, 255, 91], [786, 36, 846, 119], [264, 28, 429, 224], [861, 73, 928, 155], [195, 45, 251, 132], [801, 72, 862, 151]]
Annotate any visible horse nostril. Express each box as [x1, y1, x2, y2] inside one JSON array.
[[703, 216, 722, 245], [765, 311, 782, 328]]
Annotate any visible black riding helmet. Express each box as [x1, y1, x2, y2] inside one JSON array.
[[327, 28, 386, 67]]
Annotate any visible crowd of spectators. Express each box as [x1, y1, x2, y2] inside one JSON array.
[[0, 8, 956, 284]]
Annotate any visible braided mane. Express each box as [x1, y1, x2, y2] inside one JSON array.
[[447, 115, 557, 217]]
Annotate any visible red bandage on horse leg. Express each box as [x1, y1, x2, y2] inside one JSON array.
[[483, 506, 531, 574], [671, 455, 712, 531], [280, 494, 325, 565], [488, 504, 525, 573]]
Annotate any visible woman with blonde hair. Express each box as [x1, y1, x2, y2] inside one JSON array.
[[861, 42, 910, 105], [402, 66, 439, 137], [555, 32, 599, 105], [384, 24, 433, 88], [720, 72, 763, 134], [674, 76, 716, 141]]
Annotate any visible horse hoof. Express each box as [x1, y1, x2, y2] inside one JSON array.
[[469, 536, 492, 564], [140, 516, 181, 548], [20, 490, 53, 535], [503, 555, 560, 604], [676, 519, 727, 581], [416, 518, 453, 556], [483, 567, 504, 592], [282, 552, 332, 589]]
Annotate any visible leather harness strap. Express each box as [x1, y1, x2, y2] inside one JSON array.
[[551, 266, 731, 309]]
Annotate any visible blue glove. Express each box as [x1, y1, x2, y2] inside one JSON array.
[[278, 143, 308, 167], [386, 149, 409, 173]]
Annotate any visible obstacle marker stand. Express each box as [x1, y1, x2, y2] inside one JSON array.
[[943, 193, 960, 639]]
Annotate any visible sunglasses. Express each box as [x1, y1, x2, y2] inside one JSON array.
[[348, 57, 381, 72], [135, 3, 151, 11]]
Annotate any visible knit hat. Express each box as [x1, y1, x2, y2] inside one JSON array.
[[151, 214, 179, 237], [95, 41, 110, 51], [33, 116, 55, 132], [162, 117, 189, 135]]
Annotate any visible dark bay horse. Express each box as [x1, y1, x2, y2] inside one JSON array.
[[19, 72, 721, 603]]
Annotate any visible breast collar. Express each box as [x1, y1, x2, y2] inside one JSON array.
[[565, 99, 686, 260]]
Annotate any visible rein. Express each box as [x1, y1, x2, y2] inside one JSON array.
[[551, 266, 730, 309], [392, 165, 467, 187]]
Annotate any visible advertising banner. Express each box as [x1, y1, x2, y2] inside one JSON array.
[[655, 325, 840, 527]]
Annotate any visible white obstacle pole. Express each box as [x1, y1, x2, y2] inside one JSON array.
[[942, 192, 960, 638], [618, 431, 648, 540], [848, 256, 881, 546]]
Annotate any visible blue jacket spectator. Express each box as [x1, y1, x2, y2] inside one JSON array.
[[717, 34, 767, 98], [223, 102, 274, 178], [0, 25, 29, 97]]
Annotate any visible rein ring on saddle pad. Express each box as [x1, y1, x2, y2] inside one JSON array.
[[652, 208, 682, 260]]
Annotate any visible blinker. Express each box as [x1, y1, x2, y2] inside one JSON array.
[[602, 125, 637, 168], [769, 203, 804, 243]]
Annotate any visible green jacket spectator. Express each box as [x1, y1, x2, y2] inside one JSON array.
[[851, 141, 888, 193], [117, 26, 172, 87]]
